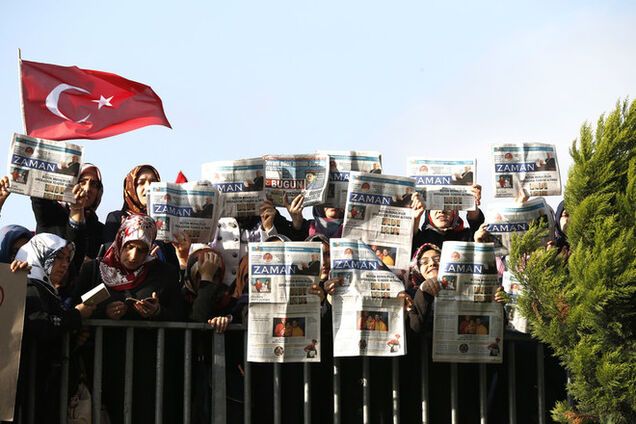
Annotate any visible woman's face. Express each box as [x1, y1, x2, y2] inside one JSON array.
[[324, 208, 344, 219], [430, 210, 454, 229], [418, 249, 440, 280], [49, 245, 73, 288], [120, 240, 149, 271], [560, 209, 569, 235], [135, 169, 159, 207], [79, 168, 101, 209]]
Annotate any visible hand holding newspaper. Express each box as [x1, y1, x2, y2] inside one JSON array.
[[263, 154, 329, 207]]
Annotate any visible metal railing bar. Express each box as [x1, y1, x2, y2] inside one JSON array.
[[59, 333, 69, 424], [421, 338, 429, 424], [507, 341, 517, 424], [273, 363, 282, 424], [303, 363, 311, 424], [450, 363, 458, 424], [479, 364, 487, 424], [362, 356, 370, 424], [333, 358, 341, 424], [537, 343, 546, 424], [155, 328, 165, 424], [244, 332, 252, 424], [392, 357, 400, 424], [83, 319, 245, 331], [183, 329, 192, 424], [212, 332, 227, 424], [93, 326, 103, 424], [123, 327, 134, 424]]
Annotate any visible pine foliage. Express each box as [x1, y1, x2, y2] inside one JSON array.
[[508, 100, 636, 423]]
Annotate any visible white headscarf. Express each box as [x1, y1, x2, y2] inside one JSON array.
[[15, 233, 74, 291]]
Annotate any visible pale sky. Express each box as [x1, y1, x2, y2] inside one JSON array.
[[1, 1, 635, 228]]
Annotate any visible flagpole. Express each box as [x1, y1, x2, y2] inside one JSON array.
[[17, 48, 27, 134]]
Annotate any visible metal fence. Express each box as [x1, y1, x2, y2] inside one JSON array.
[[20, 320, 558, 424]]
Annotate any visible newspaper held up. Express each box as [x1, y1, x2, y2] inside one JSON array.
[[329, 239, 406, 357], [247, 241, 323, 363], [342, 172, 416, 271], [148, 181, 220, 243], [492, 143, 561, 198], [263, 154, 329, 207], [432, 300, 504, 363], [485, 197, 555, 256], [406, 158, 476, 211], [436, 241, 500, 302], [318, 151, 382, 208], [7, 133, 83, 203], [201, 158, 266, 218], [502, 271, 529, 333]]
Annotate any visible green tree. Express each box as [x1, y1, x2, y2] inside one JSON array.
[[508, 99, 636, 423]]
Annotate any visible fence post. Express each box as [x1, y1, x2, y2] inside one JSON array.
[[479, 364, 487, 424], [362, 357, 370, 424], [303, 363, 312, 424], [155, 328, 165, 424], [59, 333, 70, 424], [183, 329, 192, 424], [93, 327, 103, 424], [392, 357, 400, 424], [507, 341, 517, 424], [211, 332, 227, 424], [123, 327, 134, 424], [333, 357, 341, 424], [420, 338, 429, 424], [450, 363, 458, 424], [537, 343, 546, 424]]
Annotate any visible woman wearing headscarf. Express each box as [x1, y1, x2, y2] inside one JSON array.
[[31, 163, 105, 260], [0, 224, 32, 263], [72, 214, 183, 424], [13, 234, 95, 423], [554, 200, 570, 256]]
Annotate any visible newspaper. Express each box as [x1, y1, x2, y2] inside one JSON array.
[[485, 198, 555, 256], [318, 150, 382, 208], [406, 158, 476, 211], [263, 154, 329, 206], [7, 133, 83, 203], [342, 172, 416, 271], [436, 241, 500, 302], [247, 242, 323, 363], [492, 143, 561, 197], [329, 239, 406, 357], [201, 158, 266, 218], [0, 265, 27, 421], [432, 300, 504, 363], [502, 271, 529, 333], [148, 182, 220, 243]]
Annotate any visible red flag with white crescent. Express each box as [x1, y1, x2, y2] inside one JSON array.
[[20, 59, 171, 140]]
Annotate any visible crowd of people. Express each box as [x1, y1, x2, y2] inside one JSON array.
[[0, 162, 571, 423]]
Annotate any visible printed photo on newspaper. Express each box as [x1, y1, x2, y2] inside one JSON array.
[[7, 133, 83, 203], [201, 158, 266, 218], [329, 239, 406, 357], [436, 241, 500, 302], [485, 198, 555, 256], [263, 154, 329, 207], [492, 143, 561, 197], [148, 181, 220, 243], [318, 150, 382, 208], [247, 241, 323, 363], [406, 158, 476, 211], [432, 300, 503, 363], [342, 172, 416, 271]]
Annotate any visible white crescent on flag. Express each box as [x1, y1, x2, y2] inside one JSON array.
[[45, 83, 92, 123]]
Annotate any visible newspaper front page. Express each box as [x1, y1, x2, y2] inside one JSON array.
[[492, 143, 561, 197], [329, 239, 406, 357], [7, 133, 83, 203], [406, 158, 476, 211], [436, 241, 500, 302], [201, 158, 266, 218], [247, 242, 323, 363], [263, 154, 329, 207], [148, 182, 220, 243], [485, 197, 555, 256], [432, 300, 504, 363], [318, 150, 382, 208], [502, 271, 529, 333], [342, 172, 416, 271]]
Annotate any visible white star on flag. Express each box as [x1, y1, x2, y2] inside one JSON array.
[[92, 95, 114, 110]]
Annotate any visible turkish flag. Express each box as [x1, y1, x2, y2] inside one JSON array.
[[20, 59, 171, 140]]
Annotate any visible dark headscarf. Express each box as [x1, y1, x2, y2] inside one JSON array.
[[0, 225, 32, 263], [122, 164, 161, 215], [554, 201, 568, 249], [424, 211, 465, 234], [408, 243, 441, 288], [79, 163, 104, 212], [310, 206, 343, 239], [184, 244, 225, 295]]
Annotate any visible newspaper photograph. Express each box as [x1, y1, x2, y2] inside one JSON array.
[[341, 172, 416, 271], [329, 239, 406, 357], [247, 241, 323, 363], [148, 181, 220, 243], [7, 133, 83, 203], [263, 154, 329, 207], [406, 158, 476, 211], [436, 241, 499, 302], [201, 158, 266, 218], [485, 197, 555, 256], [432, 300, 504, 363], [318, 150, 382, 208], [502, 271, 529, 333], [492, 143, 562, 197]]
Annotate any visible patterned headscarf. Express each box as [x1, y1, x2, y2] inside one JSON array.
[[0, 225, 32, 263], [122, 164, 161, 215], [408, 243, 441, 288], [184, 244, 225, 295], [79, 163, 104, 212], [310, 206, 343, 239], [15, 233, 74, 289], [424, 210, 465, 234], [99, 214, 157, 291]]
